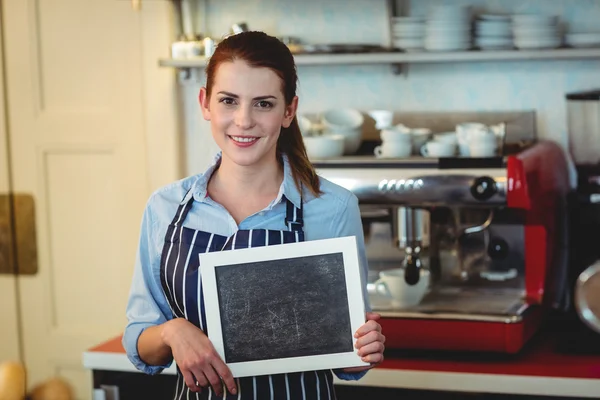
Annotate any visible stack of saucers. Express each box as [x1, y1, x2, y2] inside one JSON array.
[[391, 16, 426, 52], [424, 5, 472, 52], [512, 14, 562, 50], [474, 14, 513, 50]]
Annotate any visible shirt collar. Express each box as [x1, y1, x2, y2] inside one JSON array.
[[187, 152, 308, 209]]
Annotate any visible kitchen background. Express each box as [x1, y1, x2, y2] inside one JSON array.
[[180, 0, 600, 175]]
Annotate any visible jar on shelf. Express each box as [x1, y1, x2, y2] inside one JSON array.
[[188, 34, 204, 58], [171, 34, 189, 59]]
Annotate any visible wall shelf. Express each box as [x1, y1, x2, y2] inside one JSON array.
[[159, 47, 600, 70]]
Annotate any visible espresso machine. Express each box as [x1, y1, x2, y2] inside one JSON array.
[[314, 140, 571, 353]]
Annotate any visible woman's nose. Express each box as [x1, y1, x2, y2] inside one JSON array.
[[234, 107, 254, 129]]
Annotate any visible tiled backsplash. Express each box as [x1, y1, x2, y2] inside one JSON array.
[[182, 0, 600, 176]]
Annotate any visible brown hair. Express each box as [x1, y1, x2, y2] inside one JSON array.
[[204, 31, 322, 197]]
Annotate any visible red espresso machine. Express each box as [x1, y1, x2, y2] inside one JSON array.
[[316, 141, 571, 353]]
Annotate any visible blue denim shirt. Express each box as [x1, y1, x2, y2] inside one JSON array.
[[123, 153, 371, 381]]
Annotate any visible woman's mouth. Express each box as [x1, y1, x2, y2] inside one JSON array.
[[229, 135, 259, 148]]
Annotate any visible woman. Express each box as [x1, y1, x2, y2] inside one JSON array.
[[123, 31, 385, 399]]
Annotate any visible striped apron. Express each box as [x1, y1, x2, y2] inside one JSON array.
[[160, 192, 337, 400]]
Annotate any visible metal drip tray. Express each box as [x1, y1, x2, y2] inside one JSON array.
[[371, 286, 529, 323]]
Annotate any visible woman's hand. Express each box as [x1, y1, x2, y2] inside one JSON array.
[[343, 312, 385, 373], [161, 318, 236, 396]]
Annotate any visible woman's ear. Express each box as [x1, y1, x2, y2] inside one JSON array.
[[199, 87, 211, 121], [281, 96, 299, 128]]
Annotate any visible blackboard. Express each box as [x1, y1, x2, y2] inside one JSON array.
[[200, 236, 368, 378], [215, 252, 352, 363]]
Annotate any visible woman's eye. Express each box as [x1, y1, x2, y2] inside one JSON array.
[[256, 100, 273, 109], [219, 97, 235, 105]]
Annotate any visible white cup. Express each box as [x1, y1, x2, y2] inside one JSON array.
[[421, 140, 456, 157], [469, 142, 497, 157], [375, 268, 430, 308], [433, 132, 458, 145], [380, 128, 412, 144], [368, 110, 393, 129], [374, 141, 412, 158], [456, 122, 487, 138]]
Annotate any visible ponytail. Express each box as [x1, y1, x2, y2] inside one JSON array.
[[278, 118, 322, 197]]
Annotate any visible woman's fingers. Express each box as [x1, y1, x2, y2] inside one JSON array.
[[181, 369, 202, 393], [212, 359, 237, 395], [361, 350, 384, 365], [357, 340, 385, 359], [202, 361, 226, 396], [365, 311, 381, 321], [354, 320, 382, 338], [355, 330, 386, 349]]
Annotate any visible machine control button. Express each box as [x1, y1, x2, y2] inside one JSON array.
[[387, 180, 397, 191], [488, 237, 509, 260], [470, 176, 497, 201]]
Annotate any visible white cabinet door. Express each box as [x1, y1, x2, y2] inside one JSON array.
[[1, 1, 176, 398], [0, 17, 21, 365]]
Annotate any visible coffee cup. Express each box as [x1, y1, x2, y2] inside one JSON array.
[[469, 142, 497, 157], [380, 128, 412, 144], [420, 140, 456, 158], [374, 268, 430, 308], [433, 132, 458, 145], [374, 141, 412, 158], [368, 110, 393, 129]]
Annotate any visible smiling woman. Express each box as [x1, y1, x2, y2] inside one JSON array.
[[122, 31, 385, 400]]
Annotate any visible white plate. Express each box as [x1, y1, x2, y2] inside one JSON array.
[[512, 14, 558, 26], [513, 33, 560, 43], [391, 16, 425, 23], [513, 25, 559, 35], [566, 32, 600, 46], [514, 37, 561, 49], [425, 41, 472, 51], [425, 35, 472, 45], [479, 14, 511, 22], [476, 37, 513, 46]]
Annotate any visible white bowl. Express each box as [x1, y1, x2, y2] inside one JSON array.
[[322, 109, 364, 154], [303, 134, 345, 159], [322, 108, 364, 130]]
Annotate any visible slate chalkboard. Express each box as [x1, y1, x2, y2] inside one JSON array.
[[200, 236, 368, 377], [215, 252, 352, 363]]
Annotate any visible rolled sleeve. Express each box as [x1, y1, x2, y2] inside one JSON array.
[[333, 369, 368, 381], [123, 201, 173, 375]]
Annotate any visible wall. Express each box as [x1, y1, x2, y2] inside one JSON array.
[[180, 0, 600, 176]]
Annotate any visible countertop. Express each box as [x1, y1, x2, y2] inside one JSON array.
[[83, 330, 600, 398]]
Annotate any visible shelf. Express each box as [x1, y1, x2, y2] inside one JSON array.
[[159, 47, 600, 69]]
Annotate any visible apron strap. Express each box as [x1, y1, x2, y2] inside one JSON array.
[[285, 195, 304, 232], [170, 188, 194, 227]]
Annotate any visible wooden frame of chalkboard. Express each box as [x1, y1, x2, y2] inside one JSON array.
[[199, 236, 369, 378]]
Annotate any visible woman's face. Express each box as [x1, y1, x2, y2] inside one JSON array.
[[199, 60, 297, 168]]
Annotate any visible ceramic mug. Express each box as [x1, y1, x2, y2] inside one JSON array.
[[469, 142, 497, 157], [420, 141, 456, 158], [380, 128, 412, 143], [374, 141, 412, 158], [375, 268, 430, 308]]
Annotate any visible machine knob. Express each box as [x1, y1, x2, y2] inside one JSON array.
[[470, 176, 497, 201], [488, 238, 509, 260]]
